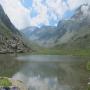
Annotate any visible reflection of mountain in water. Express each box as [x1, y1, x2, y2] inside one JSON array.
[[13, 65, 71, 90]]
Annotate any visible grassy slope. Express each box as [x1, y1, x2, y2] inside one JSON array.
[[0, 21, 12, 38], [65, 26, 90, 49], [31, 26, 90, 56], [31, 48, 90, 56]]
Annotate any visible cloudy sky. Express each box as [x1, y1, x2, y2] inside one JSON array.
[[0, 0, 89, 30]]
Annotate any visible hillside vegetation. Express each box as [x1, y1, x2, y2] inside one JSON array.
[[0, 4, 30, 53]]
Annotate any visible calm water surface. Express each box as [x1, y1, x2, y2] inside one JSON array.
[[0, 55, 89, 90]]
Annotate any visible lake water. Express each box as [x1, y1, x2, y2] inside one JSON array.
[[0, 55, 89, 90]]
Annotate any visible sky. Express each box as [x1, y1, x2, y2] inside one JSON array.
[[0, 0, 90, 30]]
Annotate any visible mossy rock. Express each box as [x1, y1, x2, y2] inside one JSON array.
[[0, 77, 28, 90], [0, 77, 12, 87]]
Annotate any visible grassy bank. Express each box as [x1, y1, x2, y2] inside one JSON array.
[[87, 62, 90, 90], [31, 48, 90, 56]]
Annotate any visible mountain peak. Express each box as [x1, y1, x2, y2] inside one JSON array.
[[81, 4, 90, 15], [71, 4, 90, 20]]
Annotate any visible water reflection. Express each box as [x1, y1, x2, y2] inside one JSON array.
[[0, 54, 24, 77], [13, 55, 89, 90], [13, 72, 71, 90]]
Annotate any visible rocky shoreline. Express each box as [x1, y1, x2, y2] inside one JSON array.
[[0, 77, 28, 90]]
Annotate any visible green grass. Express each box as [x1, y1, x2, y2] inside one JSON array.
[[31, 48, 90, 56], [88, 85, 90, 90], [0, 77, 12, 87], [0, 21, 12, 38], [87, 62, 90, 71], [86, 61, 90, 90]]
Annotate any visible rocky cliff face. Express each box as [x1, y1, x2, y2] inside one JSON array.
[[0, 4, 30, 53]]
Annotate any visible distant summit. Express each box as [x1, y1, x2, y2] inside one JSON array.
[[22, 4, 90, 48], [71, 4, 90, 20]]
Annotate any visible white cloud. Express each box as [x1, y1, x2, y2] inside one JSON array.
[[0, 0, 90, 30], [30, 0, 49, 26], [46, 0, 69, 18], [0, 0, 31, 29], [30, 0, 69, 26], [68, 0, 90, 10]]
